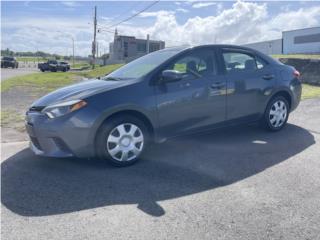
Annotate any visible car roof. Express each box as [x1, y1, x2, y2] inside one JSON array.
[[160, 44, 279, 64]]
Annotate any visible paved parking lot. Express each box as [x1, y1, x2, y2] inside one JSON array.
[[1, 98, 320, 240], [1, 67, 38, 81]]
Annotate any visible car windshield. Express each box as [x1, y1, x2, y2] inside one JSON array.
[[103, 48, 184, 80]]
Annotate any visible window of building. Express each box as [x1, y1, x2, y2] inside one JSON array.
[[294, 33, 320, 44], [137, 42, 146, 52], [124, 42, 128, 58]]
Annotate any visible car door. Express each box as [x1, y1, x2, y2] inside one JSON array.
[[219, 48, 276, 122], [154, 48, 227, 137]]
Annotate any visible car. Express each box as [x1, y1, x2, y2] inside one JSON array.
[[25, 44, 302, 166], [1, 56, 19, 68], [58, 61, 71, 71], [38, 60, 70, 72]]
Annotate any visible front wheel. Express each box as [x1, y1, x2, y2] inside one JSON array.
[[261, 96, 289, 131], [96, 115, 149, 167]]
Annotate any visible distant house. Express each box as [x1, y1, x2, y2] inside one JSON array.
[[108, 29, 165, 63]]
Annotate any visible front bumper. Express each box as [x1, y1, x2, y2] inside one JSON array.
[[25, 108, 99, 158]]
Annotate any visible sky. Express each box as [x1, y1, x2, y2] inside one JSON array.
[[1, 0, 320, 56]]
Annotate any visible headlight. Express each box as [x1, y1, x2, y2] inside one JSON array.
[[42, 99, 87, 119]]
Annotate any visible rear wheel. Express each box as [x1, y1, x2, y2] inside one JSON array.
[[96, 115, 149, 167], [262, 96, 289, 131]]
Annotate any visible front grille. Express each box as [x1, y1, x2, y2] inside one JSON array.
[[29, 106, 45, 112], [30, 136, 42, 151]]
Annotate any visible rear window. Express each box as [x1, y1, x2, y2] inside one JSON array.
[[222, 50, 267, 73]]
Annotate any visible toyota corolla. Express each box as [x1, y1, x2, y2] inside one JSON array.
[[25, 45, 301, 166]]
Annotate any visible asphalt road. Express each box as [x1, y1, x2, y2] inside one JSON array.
[[1, 98, 320, 240], [1, 67, 38, 81]]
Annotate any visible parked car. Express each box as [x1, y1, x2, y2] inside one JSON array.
[[38, 60, 70, 72], [26, 44, 301, 166], [1, 56, 18, 68], [59, 61, 71, 71]]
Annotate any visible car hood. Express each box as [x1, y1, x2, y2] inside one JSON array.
[[31, 79, 131, 107]]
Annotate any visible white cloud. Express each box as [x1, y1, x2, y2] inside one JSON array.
[[138, 10, 174, 18], [192, 2, 216, 9], [2, 1, 320, 56], [176, 8, 189, 13], [119, 1, 320, 47], [61, 1, 79, 7]]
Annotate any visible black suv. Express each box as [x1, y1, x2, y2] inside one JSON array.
[[1, 57, 19, 68]]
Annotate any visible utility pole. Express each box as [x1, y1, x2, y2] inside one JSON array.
[[72, 36, 75, 67], [92, 6, 97, 69]]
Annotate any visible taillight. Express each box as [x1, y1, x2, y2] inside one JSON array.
[[293, 69, 301, 78]]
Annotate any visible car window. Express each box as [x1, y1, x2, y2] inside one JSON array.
[[256, 57, 267, 69], [222, 51, 258, 73], [164, 49, 216, 80]]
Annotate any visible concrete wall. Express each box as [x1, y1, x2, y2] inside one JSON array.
[[283, 27, 320, 54], [243, 39, 282, 55]]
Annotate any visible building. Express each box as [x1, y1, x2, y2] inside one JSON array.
[[282, 27, 320, 54], [243, 26, 320, 55], [109, 30, 165, 63], [244, 39, 282, 55]]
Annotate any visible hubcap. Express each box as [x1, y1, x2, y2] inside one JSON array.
[[269, 100, 287, 128], [106, 123, 144, 162]]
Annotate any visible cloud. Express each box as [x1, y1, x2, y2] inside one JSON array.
[[2, 1, 320, 56], [138, 10, 174, 18], [118, 0, 320, 47], [61, 1, 79, 7], [192, 2, 217, 9], [176, 8, 189, 13]]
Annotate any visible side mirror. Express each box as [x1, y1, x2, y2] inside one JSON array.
[[161, 70, 183, 83]]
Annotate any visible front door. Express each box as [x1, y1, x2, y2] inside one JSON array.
[[155, 48, 227, 138]]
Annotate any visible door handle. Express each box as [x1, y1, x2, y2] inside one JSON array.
[[211, 82, 225, 89], [262, 74, 274, 80]]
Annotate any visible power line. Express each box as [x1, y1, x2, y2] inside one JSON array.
[[99, 1, 144, 27], [99, 1, 159, 31]]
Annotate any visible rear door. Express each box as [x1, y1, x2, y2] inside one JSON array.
[[219, 48, 276, 122], [155, 47, 227, 137]]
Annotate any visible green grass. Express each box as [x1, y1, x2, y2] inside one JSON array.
[[1, 72, 77, 93], [1, 110, 24, 126], [72, 62, 91, 69], [302, 84, 320, 100], [78, 64, 124, 78], [271, 54, 320, 59], [16, 57, 47, 62]]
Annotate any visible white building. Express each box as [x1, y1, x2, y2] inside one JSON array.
[[243, 39, 282, 55], [282, 27, 320, 54]]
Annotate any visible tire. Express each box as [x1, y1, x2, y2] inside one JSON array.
[[41, 69, 45, 72], [96, 115, 149, 167], [62, 68, 66, 72], [261, 95, 289, 131]]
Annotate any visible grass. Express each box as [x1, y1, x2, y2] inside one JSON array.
[[1, 110, 24, 126], [1, 72, 77, 93], [271, 54, 320, 59], [301, 84, 320, 100], [78, 64, 124, 78], [16, 57, 47, 62]]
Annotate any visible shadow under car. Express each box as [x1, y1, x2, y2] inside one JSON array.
[[1, 124, 315, 217]]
